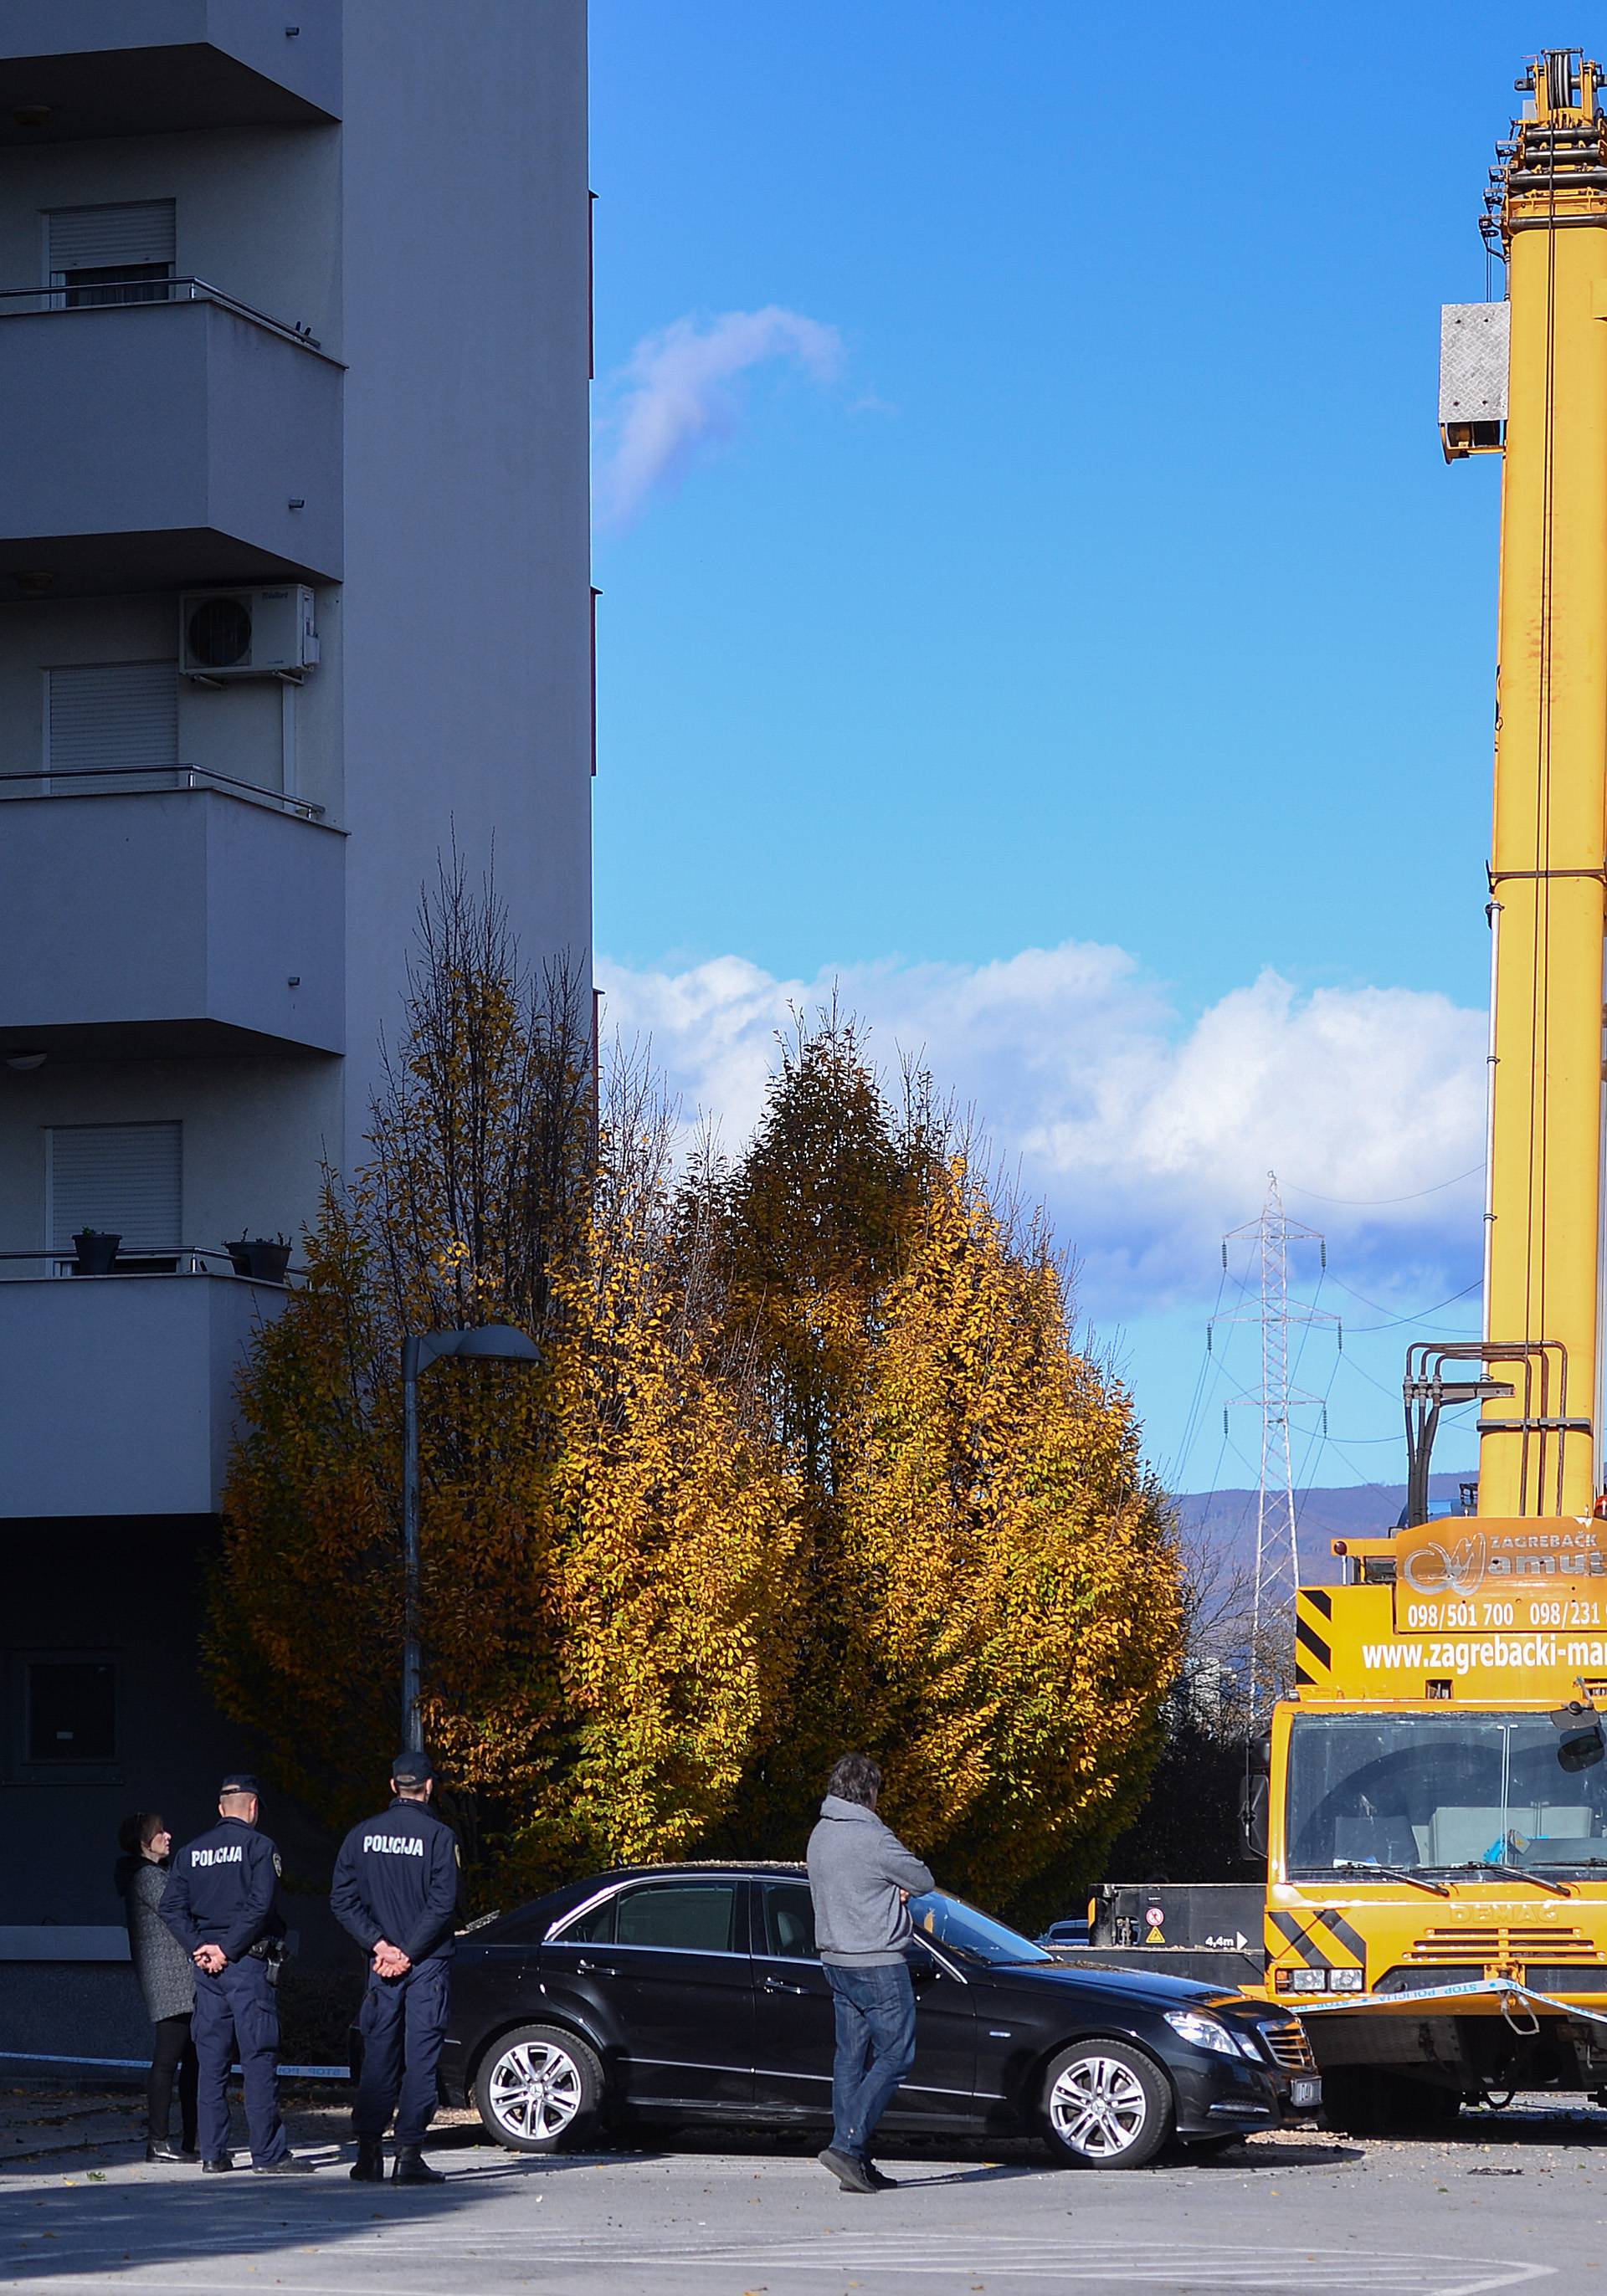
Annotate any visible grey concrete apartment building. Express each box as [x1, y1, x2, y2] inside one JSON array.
[[0, 0, 593, 2011]]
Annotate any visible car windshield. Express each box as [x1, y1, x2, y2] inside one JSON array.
[[1286, 1711, 1607, 1874], [907, 1892, 1051, 1965]]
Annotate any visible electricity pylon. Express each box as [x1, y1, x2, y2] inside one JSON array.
[[1209, 1172, 1340, 1709]]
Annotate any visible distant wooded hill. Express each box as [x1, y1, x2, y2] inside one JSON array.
[[1168, 1473, 1474, 1586]]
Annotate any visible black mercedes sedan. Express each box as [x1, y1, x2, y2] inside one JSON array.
[[440, 1863, 1317, 2169]]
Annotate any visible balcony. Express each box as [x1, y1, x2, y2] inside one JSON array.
[[0, 771, 345, 1058], [0, 1, 340, 145], [0, 284, 342, 594], [0, 1262, 290, 1518]]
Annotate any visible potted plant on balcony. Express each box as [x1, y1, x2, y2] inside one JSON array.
[[225, 1233, 293, 1284], [71, 1228, 121, 1276]]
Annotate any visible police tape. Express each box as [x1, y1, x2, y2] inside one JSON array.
[[1294, 1977, 1607, 2027], [0, 2048, 350, 2078]]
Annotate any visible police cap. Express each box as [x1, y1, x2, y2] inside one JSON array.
[[391, 1750, 434, 1785], [219, 1771, 260, 1796]]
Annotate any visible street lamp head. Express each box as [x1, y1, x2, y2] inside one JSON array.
[[405, 1323, 542, 1378], [447, 1324, 541, 1364]]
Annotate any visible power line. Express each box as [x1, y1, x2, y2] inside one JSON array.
[[1349, 1318, 1481, 1336], [1282, 1164, 1486, 1209], [1288, 1267, 1328, 1386], [1293, 1345, 1345, 1489], [1338, 1349, 1415, 1404], [1327, 1274, 1481, 1329], [1318, 1405, 1476, 1446], [1166, 1248, 1263, 1489], [1307, 1431, 1410, 1499], [1165, 1263, 1230, 1489]]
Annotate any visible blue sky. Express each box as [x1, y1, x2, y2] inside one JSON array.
[[588, 3, 1538, 1497]]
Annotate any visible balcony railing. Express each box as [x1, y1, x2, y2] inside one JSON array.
[[0, 1248, 302, 1284], [0, 765, 325, 823], [0, 776, 344, 1056], [0, 284, 342, 591], [0, 277, 329, 357], [0, 1256, 298, 1514]]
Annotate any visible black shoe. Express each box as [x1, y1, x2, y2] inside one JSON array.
[[146, 2140, 199, 2165], [201, 2156, 235, 2173], [350, 2140, 386, 2184], [817, 2146, 878, 2196], [254, 2156, 314, 2175], [392, 2146, 445, 2185], [861, 2160, 896, 2190]]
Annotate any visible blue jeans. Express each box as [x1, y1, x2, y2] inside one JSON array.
[[824, 1960, 916, 2159], [355, 1958, 451, 2145]]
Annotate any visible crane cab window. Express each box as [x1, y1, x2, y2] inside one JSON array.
[[1287, 1712, 1607, 1875]]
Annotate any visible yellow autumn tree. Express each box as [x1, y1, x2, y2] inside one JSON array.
[[532, 1157, 798, 1883], [681, 1012, 933, 1842], [436, 1058, 800, 1894], [209, 861, 798, 1901], [840, 1155, 1183, 1916], [204, 1192, 398, 1824], [213, 903, 1183, 1924], [693, 1016, 1183, 1915]]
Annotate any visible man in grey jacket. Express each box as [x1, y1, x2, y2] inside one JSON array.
[[805, 1752, 935, 2194]]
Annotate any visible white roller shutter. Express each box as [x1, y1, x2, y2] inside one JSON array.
[[46, 661, 177, 790], [46, 201, 175, 276], [48, 1123, 182, 1253]]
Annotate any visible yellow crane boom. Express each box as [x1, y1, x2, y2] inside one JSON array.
[[1239, 57, 1607, 2135], [1445, 50, 1607, 1520]]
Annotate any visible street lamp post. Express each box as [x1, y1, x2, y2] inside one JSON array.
[[400, 1323, 540, 1751]]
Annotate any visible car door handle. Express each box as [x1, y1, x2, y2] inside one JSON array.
[[761, 1975, 809, 1995], [576, 1958, 618, 1976]]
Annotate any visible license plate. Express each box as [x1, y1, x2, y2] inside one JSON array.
[[1290, 2076, 1321, 2110]]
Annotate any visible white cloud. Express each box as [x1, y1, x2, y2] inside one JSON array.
[[595, 306, 845, 525], [597, 945, 1487, 1317]]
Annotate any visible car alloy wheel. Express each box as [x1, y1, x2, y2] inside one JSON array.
[[477, 2025, 602, 2153], [1041, 2039, 1173, 2169]]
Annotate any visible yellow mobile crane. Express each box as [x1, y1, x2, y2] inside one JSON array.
[[1250, 49, 1607, 2129]]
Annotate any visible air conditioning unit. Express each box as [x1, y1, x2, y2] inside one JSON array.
[[179, 586, 320, 680]]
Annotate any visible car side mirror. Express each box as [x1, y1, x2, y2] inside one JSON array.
[[1239, 1731, 1271, 1861]]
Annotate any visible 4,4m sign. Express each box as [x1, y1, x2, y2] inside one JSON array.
[[1392, 1516, 1607, 1637]]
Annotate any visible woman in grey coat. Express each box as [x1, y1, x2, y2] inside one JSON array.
[[114, 1812, 198, 2161]]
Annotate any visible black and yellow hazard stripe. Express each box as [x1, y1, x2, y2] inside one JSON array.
[[1317, 1907, 1367, 1965], [1268, 1904, 1367, 1972], [1295, 1586, 1333, 1689], [1269, 1909, 1326, 1966]]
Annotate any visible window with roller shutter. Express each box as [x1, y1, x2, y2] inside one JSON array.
[[46, 1122, 182, 1254], [45, 199, 175, 308], [44, 661, 177, 794]]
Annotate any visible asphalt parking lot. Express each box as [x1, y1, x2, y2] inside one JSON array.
[[2, 2087, 1603, 2295]]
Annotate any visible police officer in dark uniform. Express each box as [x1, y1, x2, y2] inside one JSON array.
[[331, 1750, 460, 2184], [160, 1773, 311, 2174]]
